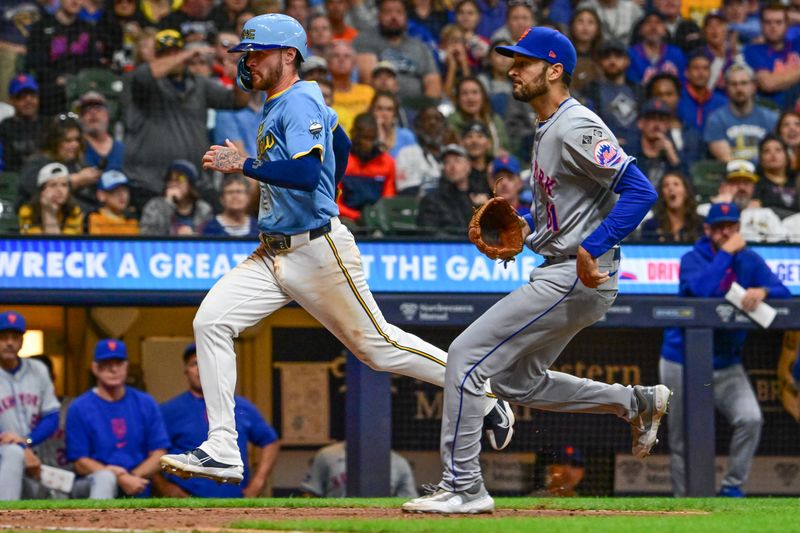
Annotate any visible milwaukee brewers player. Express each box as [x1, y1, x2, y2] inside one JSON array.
[[403, 27, 670, 514], [160, 14, 514, 484]]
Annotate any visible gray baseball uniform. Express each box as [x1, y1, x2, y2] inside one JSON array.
[[439, 98, 641, 492]]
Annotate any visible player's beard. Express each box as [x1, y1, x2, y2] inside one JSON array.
[[254, 52, 285, 92], [512, 67, 549, 103]]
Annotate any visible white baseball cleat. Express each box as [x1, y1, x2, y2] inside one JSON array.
[[160, 448, 244, 484], [631, 384, 672, 458], [402, 482, 495, 514], [484, 400, 515, 451]]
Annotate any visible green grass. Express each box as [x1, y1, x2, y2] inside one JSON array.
[[1, 497, 798, 532]]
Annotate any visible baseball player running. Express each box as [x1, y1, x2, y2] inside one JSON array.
[[403, 28, 670, 514], [160, 14, 514, 484]]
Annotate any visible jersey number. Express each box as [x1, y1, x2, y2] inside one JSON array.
[[546, 202, 559, 232]]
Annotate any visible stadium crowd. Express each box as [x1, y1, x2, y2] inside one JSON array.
[[1, 0, 800, 242]]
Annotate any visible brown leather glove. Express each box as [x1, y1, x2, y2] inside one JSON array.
[[468, 196, 524, 261]]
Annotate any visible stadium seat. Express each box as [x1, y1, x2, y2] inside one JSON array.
[[361, 196, 420, 236], [689, 159, 726, 202], [65, 68, 124, 121], [0, 171, 20, 234]]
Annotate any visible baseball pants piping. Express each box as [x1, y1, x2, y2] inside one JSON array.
[[193, 218, 494, 465], [660, 359, 763, 495], [440, 260, 638, 491]]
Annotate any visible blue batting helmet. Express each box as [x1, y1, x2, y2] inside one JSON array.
[[228, 14, 308, 60]]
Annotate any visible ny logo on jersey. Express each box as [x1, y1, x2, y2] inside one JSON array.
[[593, 140, 624, 167]]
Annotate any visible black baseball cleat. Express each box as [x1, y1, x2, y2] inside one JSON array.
[[160, 448, 244, 484], [484, 400, 515, 451]]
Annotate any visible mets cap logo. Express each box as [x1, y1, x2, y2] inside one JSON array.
[[107, 340, 117, 351], [594, 140, 624, 167], [721, 204, 730, 214], [8, 314, 17, 324], [549, 50, 557, 58]]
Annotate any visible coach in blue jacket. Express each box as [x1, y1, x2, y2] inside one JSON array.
[[660, 202, 791, 498]]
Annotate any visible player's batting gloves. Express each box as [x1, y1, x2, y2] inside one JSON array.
[[237, 55, 253, 92]]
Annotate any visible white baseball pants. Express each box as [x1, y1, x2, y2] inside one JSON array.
[[193, 218, 493, 465]]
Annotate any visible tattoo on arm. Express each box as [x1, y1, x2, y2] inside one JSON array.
[[213, 148, 244, 172]]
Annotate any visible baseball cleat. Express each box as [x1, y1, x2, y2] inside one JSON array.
[[630, 384, 672, 458], [160, 448, 244, 484], [484, 400, 515, 451], [402, 482, 495, 514]]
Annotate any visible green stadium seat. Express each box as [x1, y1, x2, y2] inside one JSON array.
[[689, 159, 727, 202], [361, 196, 420, 236], [65, 68, 124, 121]]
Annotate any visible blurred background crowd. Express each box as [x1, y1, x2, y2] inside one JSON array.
[[1, 0, 800, 242]]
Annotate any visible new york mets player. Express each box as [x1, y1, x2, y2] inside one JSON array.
[[403, 27, 671, 514], [160, 14, 514, 484]]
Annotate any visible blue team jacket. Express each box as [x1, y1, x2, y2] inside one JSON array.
[[661, 236, 791, 369]]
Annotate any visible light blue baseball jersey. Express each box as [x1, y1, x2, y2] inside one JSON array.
[[254, 81, 339, 234]]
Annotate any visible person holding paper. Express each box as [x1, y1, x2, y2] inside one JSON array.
[[659, 202, 791, 498]]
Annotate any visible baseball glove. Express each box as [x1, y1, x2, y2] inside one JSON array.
[[468, 195, 524, 261]]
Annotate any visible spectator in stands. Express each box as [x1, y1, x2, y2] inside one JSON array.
[[704, 64, 779, 163], [66, 339, 170, 499], [701, 11, 743, 97], [155, 343, 278, 497], [140, 159, 213, 236], [307, 13, 333, 59], [18, 162, 84, 235], [701, 159, 787, 242], [0, 2, 42, 103], [453, 0, 490, 69], [461, 120, 494, 195], [408, 0, 450, 42], [438, 25, 472, 98], [0, 311, 61, 501], [77, 92, 124, 173], [353, 0, 442, 103], [185, 41, 215, 78], [0, 74, 43, 173], [417, 143, 483, 235], [25, 0, 105, 117], [395, 105, 451, 195], [629, 99, 684, 187], [627, 12, 686, 86], [96, 0, 142, 73], [338, 113, 396, 223], [300, 56, 329, 84], [754, 134, 799, 216], [723, 0, 761, 45], [326, 0, 357, 42], [285, 0, 310, 28], [473, 0, 506, 39], [160, 0, 216, 43], [139, 0, 181, 28], [653, 0, 702, 53], [744, 4, 800, 110], [316, 78, 355, 137], [660, 202, 790, 498], [87, 169, 139, 235], [577, 0, 642, 46], [370, 91, 417, 159], [301, 441, 417, 498], [488, 154, 529, 216], [121, 29, 248, 210], [644, 74, 704, 171], [328, 41, 374, 136], [777, 111, 800, 172], [20, 113, 102, 214], [201, 174, 258, 237], [448, 77, 509, 155], [477, 39, 513, 107], [639, 171, 703, 242], [568, 8, 604, 95], [214, 91, 264, 158], [489, 1, 535, 44], [209, 0, 247, 33], [583, 40, 642, 148], [677, 52, 727, 133], [211, 31, 240, 88]]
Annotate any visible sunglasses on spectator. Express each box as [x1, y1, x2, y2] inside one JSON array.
[[57, 112, 80, 122]]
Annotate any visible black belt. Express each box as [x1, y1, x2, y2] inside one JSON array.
[[259, 221, 332, 252], [541, 255, 577, 266]]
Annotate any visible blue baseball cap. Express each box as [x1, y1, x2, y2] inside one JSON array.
[[496, 27, 577, 76], [641, 98, 673, 117], [168, 159, 198, 184], [8, 74, 38, 97], [98, 170, 129, 191], [182, 342, 197, 361], [0, 311, 26, 333], [492, 154, 521, 175], [705, 202, 740, 225], [94, 339, 128, 361]]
